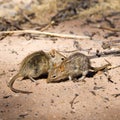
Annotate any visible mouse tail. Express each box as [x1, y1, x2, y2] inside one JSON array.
[[90, 66, 99, 72], [90, 64, 110, 72], [8, 73, 32, 94]]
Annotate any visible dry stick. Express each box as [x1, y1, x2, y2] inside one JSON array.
[[92, 50, 120, 58], [92, 25, 120, 32], [103, 50, 120, 55], [0, 30, 90, 39], [70, 94, 79, 109], [112, 93, 120, 98]]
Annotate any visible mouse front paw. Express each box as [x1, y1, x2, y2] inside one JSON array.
[[72, 78, 79, 82], [46, 79, 51, 83]]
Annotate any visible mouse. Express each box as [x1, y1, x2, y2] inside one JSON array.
[[47, 52, 111, 83], [8, 49, 66, 94]]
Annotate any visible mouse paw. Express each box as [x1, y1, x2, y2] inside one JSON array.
[[72, 78, 79, 82]]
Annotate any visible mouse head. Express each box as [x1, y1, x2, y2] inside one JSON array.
[[49, 49, 66, 67], [47, 63, 67, 83]]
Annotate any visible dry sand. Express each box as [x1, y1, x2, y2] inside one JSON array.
[[0, 19, 120, 120]]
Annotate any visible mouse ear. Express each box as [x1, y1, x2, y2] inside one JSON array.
[[49, 49, 56, 58]]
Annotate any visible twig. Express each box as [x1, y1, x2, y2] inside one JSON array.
[[107, 76, 114, 83], [108, 65, 120, 70], [93, 86, 105, 90], [90, 91, 96, 96], [92, 25, 120, 32], [112, 93, 120, 98], [0, 30, 90, 39], [89, 50, 120, 59], [70, 94, 79, 109], [103, 50, 120, 56], [102, 15, 115, 28]]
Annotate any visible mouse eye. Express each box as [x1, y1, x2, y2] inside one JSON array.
[[61, 58, 65, 61]]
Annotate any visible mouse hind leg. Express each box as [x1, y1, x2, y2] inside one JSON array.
[[78, 70, 88, 81], [73, 70, 88, 82], [28, 75, 40, 86], [28, 75, 36, 82]]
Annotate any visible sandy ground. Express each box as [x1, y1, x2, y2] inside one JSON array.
[[0, 18, 120, 120]]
